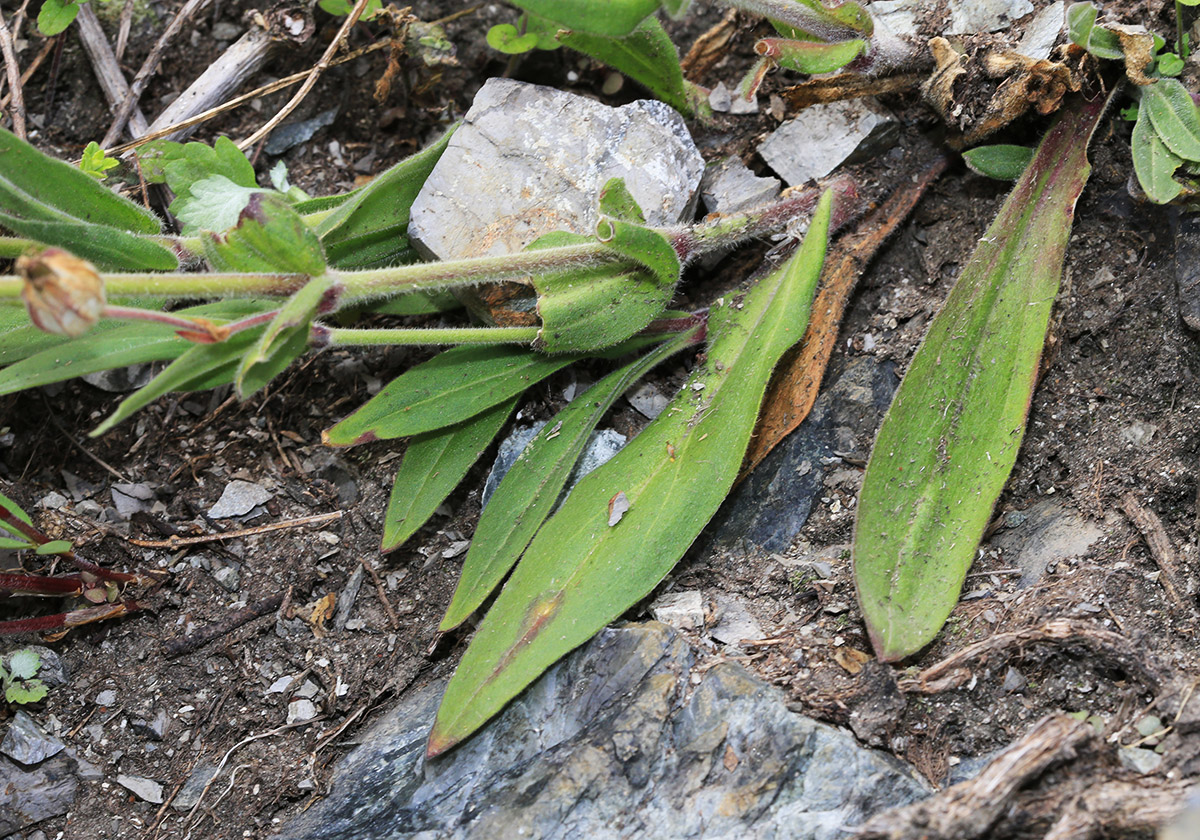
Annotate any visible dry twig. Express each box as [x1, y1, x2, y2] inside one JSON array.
[[855, 715, 1094, 840], [101, 0, 212, 148], [1120, 492, 1193, 615], [236, 0, 372, 151], [0, 6, 26, 138], [75, 4, 150, 138], [127, 511, 343, 549]]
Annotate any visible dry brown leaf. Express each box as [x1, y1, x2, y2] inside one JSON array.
[[723, 743, 740, 771], [739, 154, 950, 480], [308, 592, 337, 638], [834, 647, 872, 675]]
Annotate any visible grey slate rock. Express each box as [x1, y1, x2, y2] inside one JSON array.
[[713, 357, 897, 552], [987, 500, 1102, 588], [278, 621, 929, 840], [946, 0, 1034, 33], [207, 480, 273, 518], [1174, 211, 1200, 332], [0, 713, 64, 766], [408, 78, 705, 266], [700, 157, 781, 215], [481, 424, 627, 510], [172, 762, 218, 811], [0, 751, 78, 835], [758, 99, 899, 186]]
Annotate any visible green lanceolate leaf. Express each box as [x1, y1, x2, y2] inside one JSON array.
[[0, 300, 271, 383], [0, 128, 161, 234], [853, 95, 1108, 662], [963, 144, 1036, 180], [236, 276, 334, 398], [204, 194, 326, 274], [556, 17, 694, 115], [382, 397, 518, 553], [1065, 2, 1124, 59], [509, 0, 661, 37], [769, 0, 874, 39], [1141, 78, 1200, 161], [426, 192, 833, 757], [323, 345, 578, 446], [368, 291, 462, 316], [1133, 108, 1185, 203], [440, 326, 699, 631], [306, 128, 452, 269], [0, 214, 177, 271], [92, 328, 263, 436], [0, 491, 34, 530]]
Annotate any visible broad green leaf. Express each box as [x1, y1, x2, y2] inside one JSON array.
[[556, 17, 693, 115], [236, 276, 333, 397], [760, 38, 866, 75], [323, 345, 577, 446], [853, 95, 1107, 661], [34, 540, 72, 555], [1157, 53, 1186, 76], [1065, 2, 1124, 59], [154, 136, 257, 195], [0, 300, 272, 390], [309, 128, 452, 269], [317, 0, 383, 16], [486, 23, 540, 54], [533, 214, 681, 353], [173, 175, 263, 233], [441, 327, 699, 630], [37, 0, 80, 36], [0, 213, 177, 271], [963, 144, 1035, 180], [7, 649, 40, 680], [382, 397, 517, 553], [1133, 109, 1184, 203], [92, 328, 262, 436], [1141, 78, 1200, 161], [5, 680, 48, 705], [79, 142, 119, 180], [427, 192, 833, 756], [0, 127, 162, 234], [509, 0, 660, 37], [204, 194, 326, 274]]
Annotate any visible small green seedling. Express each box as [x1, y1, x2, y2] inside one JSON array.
[[37, 0, 85, 36], [0, 648, 47, 705]]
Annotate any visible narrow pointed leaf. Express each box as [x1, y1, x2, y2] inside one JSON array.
[[427, 192, 833, 756], [441, 326, 699, 630], [308, 128, 452, 269], [0, 300, 272, 389], [0, 128, 162, 234], [759, 38, 865, 75], [236, 276, 334, 397], [91, 329, 262, 436], [853, 95, 1107, 662], [203, 194, 326, 274], [382, 397, 517, 553], [323, 345, 577, 446], [962, 144, 1035, 181], [1141, 78, 1200, 161], [1132, 109, 1184, 203], [0, 214, 177, 271]]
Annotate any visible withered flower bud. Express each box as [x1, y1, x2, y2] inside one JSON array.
[[17, 248, 106, 337]]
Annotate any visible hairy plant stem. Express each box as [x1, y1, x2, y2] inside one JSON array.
[[313, 325, 541, 348], [0, 184, 845, 307], [0, 236, 39, 258]]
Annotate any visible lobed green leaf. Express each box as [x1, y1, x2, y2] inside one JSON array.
[[204, 194, 326, 274]]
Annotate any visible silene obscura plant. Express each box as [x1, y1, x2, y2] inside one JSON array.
[[0, 0, 1195, 755]]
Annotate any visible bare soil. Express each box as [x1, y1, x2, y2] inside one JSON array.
[[0, 0, 1197, 838]]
